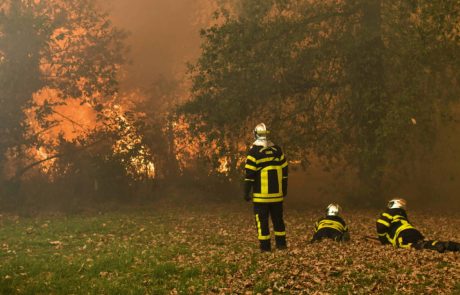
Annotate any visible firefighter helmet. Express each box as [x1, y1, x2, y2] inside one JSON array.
[[387, 198, 407, 210], [253, 123, 269, 139], [326, 203, 341, 216]]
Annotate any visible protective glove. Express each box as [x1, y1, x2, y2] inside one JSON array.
[[282, 179, 288, 197], [244, 194, 251, 202], [244, 181, 252, 202]]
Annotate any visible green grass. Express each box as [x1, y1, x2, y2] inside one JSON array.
[[0, 206, 458, 294], [0, 212, 203, 294]]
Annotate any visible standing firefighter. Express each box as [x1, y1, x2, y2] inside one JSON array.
[[311, 203, 350, 243], [376, 198, 460, 253], [244, 123, 288, 252]]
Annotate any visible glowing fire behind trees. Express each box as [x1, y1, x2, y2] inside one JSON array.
[[23, 88, 156, 181], [0, 0, 157, 187]]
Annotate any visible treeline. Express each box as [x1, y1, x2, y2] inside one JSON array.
[[0, 0, 230, 212], [181, 0, 460, 203], [0, 0, 459, 211]]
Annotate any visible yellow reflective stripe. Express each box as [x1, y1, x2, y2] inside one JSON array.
[[377, 233, 387, 236], [247, 155, 257, 163], [282, 176, 288, 179], [377, 219, 390, 227], [382, 213, 393, 219], [259, 165, 283, 195], [392, 215, 405, 221], [274, 231, 286, 236], [431, 241, 439, 246], [391, 220, 415, 247], [253, 192, 283, 197], [249, 155, 286, 164], [261, 168, 268, 195], [244, 178, 254, 182], [280, 162, 288, 168], [255, 214, 270, 240], [317, 220, 346, 232], [253, 197, 283, 203], [258, 157, 275, 163], [245, 164, 258, 171], [397, 237, 412, 249]]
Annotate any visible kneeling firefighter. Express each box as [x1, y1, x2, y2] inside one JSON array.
[[311, 203, 350, 243], [376, 198, 460, 253], [244, 123, 288, 252]]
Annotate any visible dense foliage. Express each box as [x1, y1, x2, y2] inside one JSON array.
[[182, 0, 460, 200], [0, 0, 149, 205]]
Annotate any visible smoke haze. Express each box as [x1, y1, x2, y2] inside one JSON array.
[[101, 0, 216, 91], [99, 0, 460, 211]]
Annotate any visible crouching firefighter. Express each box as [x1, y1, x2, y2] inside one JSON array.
[[311, 203, 350, 243], [376, 198, 460, 253], [244, 123, 288, 252]]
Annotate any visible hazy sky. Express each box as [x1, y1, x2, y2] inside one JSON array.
[[101, 0, 216, 91]]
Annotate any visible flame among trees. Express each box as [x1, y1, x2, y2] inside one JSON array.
[[1, 0, 459, 207], [0, 0, 158, 204]]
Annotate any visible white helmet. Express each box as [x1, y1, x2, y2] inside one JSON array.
[[253, 123, 269, 139], [387, 198, 407, 209], [326, 203, 341, 216]]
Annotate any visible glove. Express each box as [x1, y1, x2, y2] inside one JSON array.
[[282, 179, 288, 197], [243, 181, 252, 202]]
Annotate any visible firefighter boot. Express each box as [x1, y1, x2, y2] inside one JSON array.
[[259, 240, 271, 252], [423, 241, 446, 253], [445, 241, 460, 252], [275, 236, 287, 250]]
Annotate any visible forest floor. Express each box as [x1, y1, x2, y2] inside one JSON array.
[[0, 202, 459, 294]]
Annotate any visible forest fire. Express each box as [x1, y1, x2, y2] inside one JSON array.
[[1, 1, 460, 294]]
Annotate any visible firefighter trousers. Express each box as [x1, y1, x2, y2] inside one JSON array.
[[253, 202, 286, 251], [413, 240, 460, 253]]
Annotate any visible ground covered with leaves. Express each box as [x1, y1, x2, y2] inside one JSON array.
[[0, 202, 459, 294]]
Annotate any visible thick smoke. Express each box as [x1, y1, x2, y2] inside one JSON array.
[[101, 0, 460, 212], [101, 0, 216, 91]]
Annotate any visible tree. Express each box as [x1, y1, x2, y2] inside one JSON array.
[[181, 0, 460, 202], [0, 0, 127, 201]]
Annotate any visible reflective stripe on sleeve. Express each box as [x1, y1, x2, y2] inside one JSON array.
[[377, 219, 390, 227], [245, 164, 258, 171], [382, 213, 393, 219]]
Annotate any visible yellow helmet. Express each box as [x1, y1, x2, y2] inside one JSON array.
[[326, 203, 341, 216], [387, 198, 407, 209]]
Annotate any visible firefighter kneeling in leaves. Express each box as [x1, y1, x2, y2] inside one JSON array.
[[311, 203, 350, 243], [244, 123, 288, 252], [376, 198, 460, 253]]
